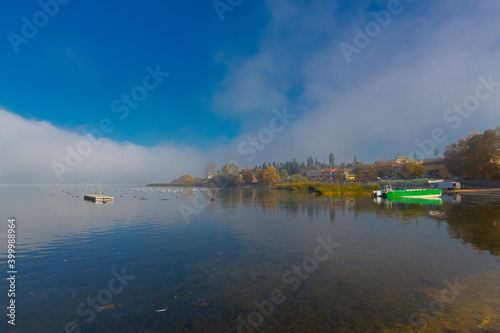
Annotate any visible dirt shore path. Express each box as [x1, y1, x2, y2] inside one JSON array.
[[454, 188, 500, 197]]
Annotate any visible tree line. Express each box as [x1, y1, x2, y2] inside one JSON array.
[[444, 127, 500, 180], [178, 152, 422, 186], [169, 126, 500, 187]]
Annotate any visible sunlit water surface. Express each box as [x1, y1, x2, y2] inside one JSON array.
[[0, 185, 499, 332]]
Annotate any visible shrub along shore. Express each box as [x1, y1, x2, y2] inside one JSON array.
[[146, 181, 380, 196], [274, 182, 379, 195]]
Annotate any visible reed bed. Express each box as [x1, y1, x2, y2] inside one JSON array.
[[274, 182, 379, 195]]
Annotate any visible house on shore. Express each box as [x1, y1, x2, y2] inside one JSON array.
[[421, 157, 451, 179], [376, 161, 401, 176], [321, 168, 338, 179], [306, 170, 324, 181]]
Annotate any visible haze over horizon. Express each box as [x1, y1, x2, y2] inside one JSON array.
[[2, 0, 500, 184]]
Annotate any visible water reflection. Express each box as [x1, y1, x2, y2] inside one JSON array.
[[444, 200, 500, 256], [373, 195, 500, 256], [0, 186, 499, 332], [241, 190, 500, 258]]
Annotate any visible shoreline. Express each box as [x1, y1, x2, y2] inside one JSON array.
[[145, 182, 500, 197], [453, 188, 500, 197]]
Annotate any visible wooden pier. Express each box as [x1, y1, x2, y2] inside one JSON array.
[[83, 181, 114, 204], [83, 194, 114, 203]]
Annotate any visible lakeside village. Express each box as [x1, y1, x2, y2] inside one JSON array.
[[148, 127, 500, 195]]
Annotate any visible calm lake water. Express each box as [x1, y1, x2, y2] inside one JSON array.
[[1, 185, 499, 332]]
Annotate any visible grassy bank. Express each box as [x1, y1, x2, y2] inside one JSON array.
[[274, 182, 379, 196]]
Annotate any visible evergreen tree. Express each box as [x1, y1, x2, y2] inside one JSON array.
[[307, 156, 314, 168], [292, 159, 299, 175], [329, 153, 335, 166]]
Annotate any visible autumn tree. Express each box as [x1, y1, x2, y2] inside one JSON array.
[[213, 163, 241, 187], [444, 134, 470, 178], [260, 166, 281, 185], [172, 174, 197, 184], [353, 162, 365, 179], [279, 169, 289, 182], [398, 159, 414, 179], [291, 174, 307, 183], [480, 128, 500, 179], [336, 172, 343, 182], [444, 128, 500, 179], [204, 162, 217, 178], [397, 158, 423, 179], [368, 165, 378, 180], [414, 163, 424, 177], [241, 169, 254, 185]]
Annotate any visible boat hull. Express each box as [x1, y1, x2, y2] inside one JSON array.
[[384, 189, 442, 199], [387, 196, 443, 205]]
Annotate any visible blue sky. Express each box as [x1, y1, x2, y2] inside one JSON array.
[[1, 0, 500, 183], [1, 0, 268, 147]]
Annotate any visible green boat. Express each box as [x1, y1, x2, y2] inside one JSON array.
[[382, 185, 442, 199]]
